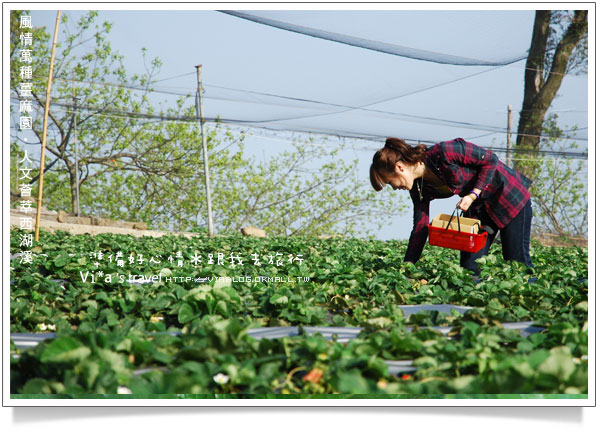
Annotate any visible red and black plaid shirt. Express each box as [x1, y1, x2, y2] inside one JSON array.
[[404, 138, 532, 263]]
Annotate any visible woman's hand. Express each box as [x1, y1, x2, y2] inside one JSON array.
[[457, 194, 476, 211], [457, 189, 481, 211]]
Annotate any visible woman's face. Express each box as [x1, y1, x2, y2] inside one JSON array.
[[381, 162, 416, 191]]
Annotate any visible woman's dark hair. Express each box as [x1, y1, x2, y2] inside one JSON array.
[[369, 137, 427, 191]]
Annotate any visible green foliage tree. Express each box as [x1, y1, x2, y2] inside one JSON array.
[[10, 11, 224, 225], [515, 10, 587, 177], [522, 114, 587, 237], [211, 137, 406, 237], [10, 10, 405, 237]]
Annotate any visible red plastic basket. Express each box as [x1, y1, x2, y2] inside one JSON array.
[[427, 224, 488, 253]]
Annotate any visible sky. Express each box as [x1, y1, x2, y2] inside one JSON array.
[[10, 4, 591, 240]]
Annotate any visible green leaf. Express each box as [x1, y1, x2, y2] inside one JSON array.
[[513, 360, 535, 379], [53, 253, 69, 268], [366, 316, 393, 328], [178, 303, 195, 324], [538, 346, 576, 381], [40, 337, 91, 363], [448, 375, 475, 391], [20, 378, 54, 394], [215, 300, 230, 317], [336, 369, 370, 394], [78, 359, 101, 388], [214, 277, 232, 288], [269, 295, 288, 305]]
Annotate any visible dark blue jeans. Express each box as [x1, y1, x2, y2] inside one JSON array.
[[460, 200, 533, 276]]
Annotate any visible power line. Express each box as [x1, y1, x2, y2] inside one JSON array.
[[29, 77, 589, 140], [12, 119, 588, 164], [58, 75, 516, 131], [57, 74, 511, 127], [205, 126, 589, 163], [203, 69, 511, 128], [10, 97, 588, 158], [524, 66, 587, 78], [53, 77, 192, 98], [154, 72, 195, 83], [223, 124, 588, 159]]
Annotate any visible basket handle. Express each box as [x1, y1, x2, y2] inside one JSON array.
[[445, 207, 463, 232]]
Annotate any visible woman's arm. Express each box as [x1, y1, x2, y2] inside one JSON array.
[[441, 138, 499, 199], [403, 194, 430, 263]]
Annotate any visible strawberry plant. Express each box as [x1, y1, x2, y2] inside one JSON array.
[[10, 228, 588, 397]]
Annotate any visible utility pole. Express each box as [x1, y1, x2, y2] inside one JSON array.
[[74, 98, 80, 217], [506, 105, 512, 168], [73, 74, 80, 217], [34, 10, 61, 242], [195, 65, 214, 237]]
